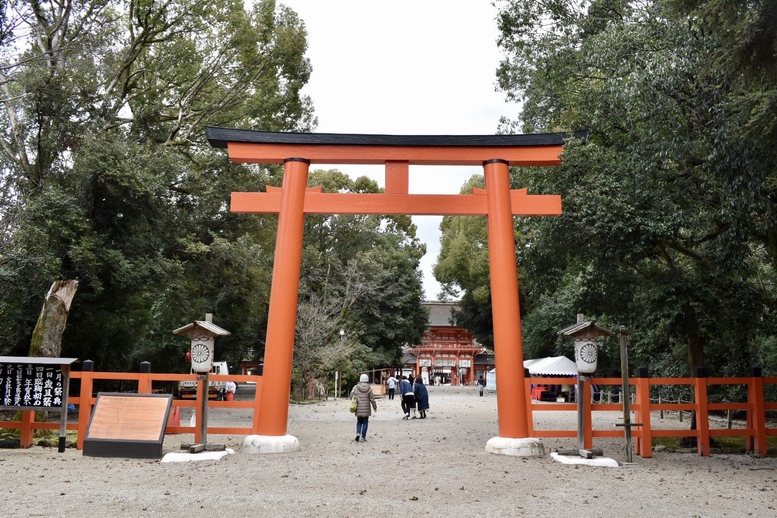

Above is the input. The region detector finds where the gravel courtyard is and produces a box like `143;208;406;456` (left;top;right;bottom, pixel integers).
2;384;776;517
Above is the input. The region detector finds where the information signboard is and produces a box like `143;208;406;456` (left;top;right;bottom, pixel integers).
0;362;65;408
83;393;172;459
0;356;78;452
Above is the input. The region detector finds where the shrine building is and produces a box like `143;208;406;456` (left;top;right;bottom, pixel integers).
404;301;488;386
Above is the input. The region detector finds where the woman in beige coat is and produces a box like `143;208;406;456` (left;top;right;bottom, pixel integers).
350;373;377;442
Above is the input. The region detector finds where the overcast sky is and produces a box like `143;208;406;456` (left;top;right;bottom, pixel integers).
278;1;514;299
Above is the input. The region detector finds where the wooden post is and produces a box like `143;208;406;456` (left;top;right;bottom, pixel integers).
619;326;633;462
58;364;71;452
747;367;766;456
20;410;35;448
694;366;710;456
524;367;534;436
582;378;593;449
195;372;208;445
77;360;95;450
633;366;652;458
138;361;152;394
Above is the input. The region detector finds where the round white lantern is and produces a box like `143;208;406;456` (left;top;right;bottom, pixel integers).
574;336;598;374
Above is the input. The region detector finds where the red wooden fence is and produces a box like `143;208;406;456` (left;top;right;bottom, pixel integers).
527;369;777;457
3;368;775;457
1;369;263;450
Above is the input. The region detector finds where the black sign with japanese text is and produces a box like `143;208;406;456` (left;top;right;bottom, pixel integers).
0;362;64;408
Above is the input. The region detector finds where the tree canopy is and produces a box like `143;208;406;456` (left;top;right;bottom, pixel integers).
1;1;429;382
294;169;428;393
437;0;777;377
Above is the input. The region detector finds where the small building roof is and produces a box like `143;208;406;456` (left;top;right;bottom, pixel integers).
172;320;231;337
558;314;614;338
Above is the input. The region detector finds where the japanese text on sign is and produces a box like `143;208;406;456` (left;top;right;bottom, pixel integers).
0;363;64;407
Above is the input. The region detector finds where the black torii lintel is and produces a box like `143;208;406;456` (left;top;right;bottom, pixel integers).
204;126;589;149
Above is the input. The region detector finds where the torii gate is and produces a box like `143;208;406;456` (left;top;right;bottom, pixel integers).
205;127;576;455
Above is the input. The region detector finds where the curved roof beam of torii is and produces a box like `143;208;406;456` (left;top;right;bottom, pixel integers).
205;126;587;167
206;127;586;217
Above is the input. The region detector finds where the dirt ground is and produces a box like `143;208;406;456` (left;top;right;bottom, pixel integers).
2;384;776;517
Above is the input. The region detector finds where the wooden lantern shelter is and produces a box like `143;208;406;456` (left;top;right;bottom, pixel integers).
172;313;230;451
559;314;615;456
172;313;231;374
558;313;615;375
206;126;581;455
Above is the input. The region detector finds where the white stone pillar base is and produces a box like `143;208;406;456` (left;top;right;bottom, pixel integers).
485;436;545;457
241;434;300;454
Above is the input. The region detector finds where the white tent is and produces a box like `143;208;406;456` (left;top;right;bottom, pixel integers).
486;356;577;392
486;369;497;391
525;356;577;376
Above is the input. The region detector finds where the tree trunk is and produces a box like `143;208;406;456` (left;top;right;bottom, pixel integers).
28;280;78;357
683;335;706;445
687;335;705;374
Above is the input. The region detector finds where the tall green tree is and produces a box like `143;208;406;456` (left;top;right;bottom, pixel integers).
434;175;497;348
296;169;428;390
436;0;777;377
0;0;314;370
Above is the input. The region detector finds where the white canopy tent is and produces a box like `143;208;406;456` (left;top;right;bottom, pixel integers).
524;356;577;376
486;356;577;391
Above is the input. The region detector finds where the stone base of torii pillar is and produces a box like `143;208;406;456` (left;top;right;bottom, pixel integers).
241;434;300;454
486;436;545;457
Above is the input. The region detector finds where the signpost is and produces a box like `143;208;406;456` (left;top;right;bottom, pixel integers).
0;356;77;452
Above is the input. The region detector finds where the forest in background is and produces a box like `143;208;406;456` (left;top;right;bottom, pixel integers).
0;0;427;395
438;0;777;389
3;1;777;400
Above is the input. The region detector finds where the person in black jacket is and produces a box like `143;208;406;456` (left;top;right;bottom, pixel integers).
399;375;414;419
413;376;429;419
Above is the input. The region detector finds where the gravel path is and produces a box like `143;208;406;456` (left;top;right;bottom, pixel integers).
2;385;776;517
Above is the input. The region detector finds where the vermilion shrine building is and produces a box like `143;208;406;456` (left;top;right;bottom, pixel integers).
240;301;494;385
404;301;487;386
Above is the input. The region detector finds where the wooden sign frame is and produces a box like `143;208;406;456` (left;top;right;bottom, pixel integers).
83;393;172;459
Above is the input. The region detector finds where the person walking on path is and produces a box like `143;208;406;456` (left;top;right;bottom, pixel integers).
350;374;377;442
386;374;398;400
477;375;486;397
413;375;429;419
399;375;414;419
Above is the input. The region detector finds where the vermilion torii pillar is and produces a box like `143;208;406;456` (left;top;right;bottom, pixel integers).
205;127;578;455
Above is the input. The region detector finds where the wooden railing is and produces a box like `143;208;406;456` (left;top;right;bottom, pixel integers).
4;364;775;457
1;362;262;450
527;367;777;457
